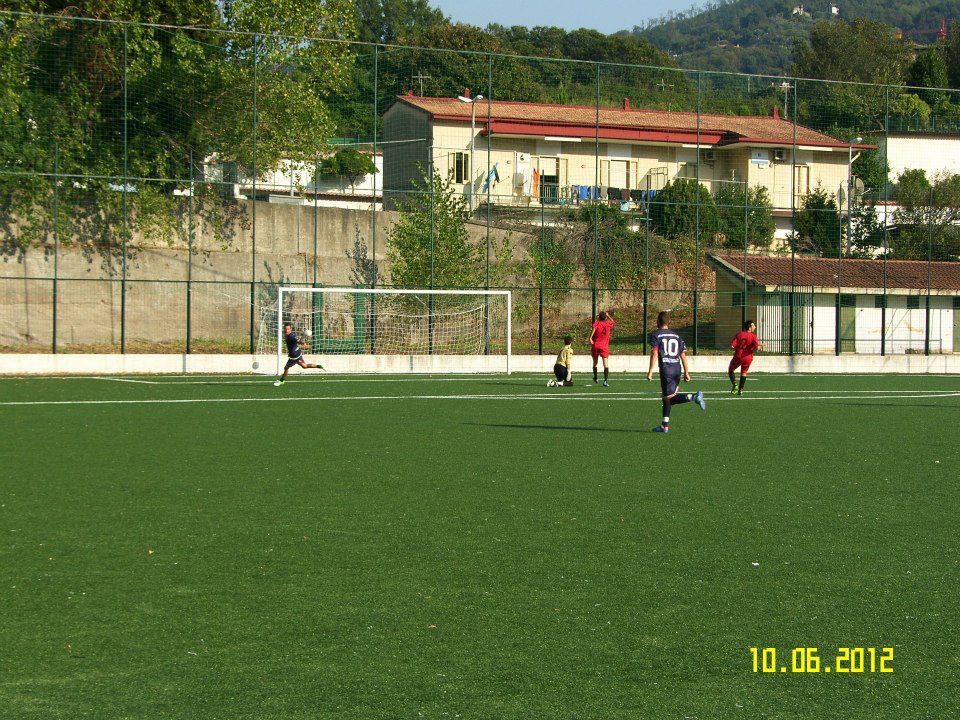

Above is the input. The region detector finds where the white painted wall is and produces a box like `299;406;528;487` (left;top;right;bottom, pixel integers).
886;134;960;182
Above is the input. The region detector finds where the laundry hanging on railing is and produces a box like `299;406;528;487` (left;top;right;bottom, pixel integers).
481;163;500;193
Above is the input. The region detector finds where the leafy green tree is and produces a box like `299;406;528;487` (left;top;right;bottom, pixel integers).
353;0;447;44
575;204;647;291
712;183;775;249
907;48;949;108
318;148;377;184
852;146;889;197
386;171;483;288
649;178;717;241
0;1;358;253
890;93;932;128
792;186;843;257
792;18;911;129
891;169;960;261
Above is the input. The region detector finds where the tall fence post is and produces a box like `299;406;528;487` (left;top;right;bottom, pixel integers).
881;85;889;356
741;179;748;327
592;62;600;320
484;52;493;356
538;197;544;355
925;190;933;355
121;23;128;353
249;33;258;355
187;149;194;354
789;80;798;355
370;45;379;355
643;218;649;354
693;71;702;355
52;142;59;354
371;44;378;290
313;152;319;287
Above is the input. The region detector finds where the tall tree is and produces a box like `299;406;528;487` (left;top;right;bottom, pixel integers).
907;48;949;107
792;18;911;129
353;0;446;45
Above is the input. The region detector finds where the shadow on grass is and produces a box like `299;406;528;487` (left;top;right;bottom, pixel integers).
466;422;638;433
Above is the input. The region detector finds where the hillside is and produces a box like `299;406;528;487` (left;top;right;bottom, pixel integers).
631;0;960;74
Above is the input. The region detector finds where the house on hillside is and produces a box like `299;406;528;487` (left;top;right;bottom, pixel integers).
382;92;871;238
202;150;383;210
707;252;960;355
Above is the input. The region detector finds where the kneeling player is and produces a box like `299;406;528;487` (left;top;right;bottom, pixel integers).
728;320;763;395
646;311;705;433
275;323;323;386
548;335;574;387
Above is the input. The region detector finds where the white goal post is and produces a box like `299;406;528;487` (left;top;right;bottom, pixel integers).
259;287;512;375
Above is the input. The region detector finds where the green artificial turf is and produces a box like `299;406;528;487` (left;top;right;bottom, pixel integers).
1;372;958;719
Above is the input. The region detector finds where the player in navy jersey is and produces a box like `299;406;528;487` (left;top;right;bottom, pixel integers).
274;323;323;385
646;311;705;433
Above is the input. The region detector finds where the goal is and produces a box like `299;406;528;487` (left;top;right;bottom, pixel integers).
257;287;512;375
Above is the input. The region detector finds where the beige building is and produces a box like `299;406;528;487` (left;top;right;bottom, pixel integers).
383;93;869;218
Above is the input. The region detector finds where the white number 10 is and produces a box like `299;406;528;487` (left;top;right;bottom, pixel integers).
663;338;679;356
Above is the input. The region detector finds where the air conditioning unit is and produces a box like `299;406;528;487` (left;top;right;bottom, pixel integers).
702;150;716;162
773;148;786;162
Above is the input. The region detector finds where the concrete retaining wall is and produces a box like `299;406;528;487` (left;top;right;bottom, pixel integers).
2;353;959;375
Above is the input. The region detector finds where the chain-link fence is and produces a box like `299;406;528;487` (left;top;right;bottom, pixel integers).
2;12;959;356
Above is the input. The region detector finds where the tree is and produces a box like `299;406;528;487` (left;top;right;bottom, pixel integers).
792;18;911;128
891;169;960;261
649;178;717;241
712;183;775;249
0;1;358;253
353;0;446;44
852;146;889;198
386;170;483;288
941;24;960;89
318;148;377;184
907;48;949;108
575;204;646;291
792;186;842;257
890;93;932;128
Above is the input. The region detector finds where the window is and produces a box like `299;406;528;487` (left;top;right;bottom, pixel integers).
906;295;921;309
953;296;960;310
874;295;886;309
732;292;744;308
452;152;469;184
835;294;856;308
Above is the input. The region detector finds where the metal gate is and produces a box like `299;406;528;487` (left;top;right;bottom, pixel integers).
756;286;814;354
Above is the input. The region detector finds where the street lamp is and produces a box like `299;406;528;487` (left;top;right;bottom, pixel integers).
846;136;862;253
457;92;484;212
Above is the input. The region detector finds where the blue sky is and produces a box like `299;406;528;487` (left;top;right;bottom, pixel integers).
430;0;702;34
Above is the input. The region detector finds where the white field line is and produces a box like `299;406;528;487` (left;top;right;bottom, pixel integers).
93;375;514;386
1;392;959;408
86;377;960;393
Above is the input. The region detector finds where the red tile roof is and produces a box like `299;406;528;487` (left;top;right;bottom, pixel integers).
709;252;960;292
394;95;869;149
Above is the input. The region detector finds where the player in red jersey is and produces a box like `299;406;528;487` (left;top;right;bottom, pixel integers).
589;310;616;386
728;320;763;395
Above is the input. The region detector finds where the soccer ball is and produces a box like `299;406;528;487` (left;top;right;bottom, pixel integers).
273;380;281;387
304;329;312;337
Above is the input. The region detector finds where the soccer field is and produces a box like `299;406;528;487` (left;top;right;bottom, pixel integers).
1;372;958;718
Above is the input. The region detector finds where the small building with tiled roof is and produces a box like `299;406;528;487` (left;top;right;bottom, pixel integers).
383;92;873;218
707;252;960;354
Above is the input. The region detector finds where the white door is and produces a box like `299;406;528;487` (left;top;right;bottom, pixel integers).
609;160;628;188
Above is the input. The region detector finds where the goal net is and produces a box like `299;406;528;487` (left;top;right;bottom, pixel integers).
256;288;512;374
